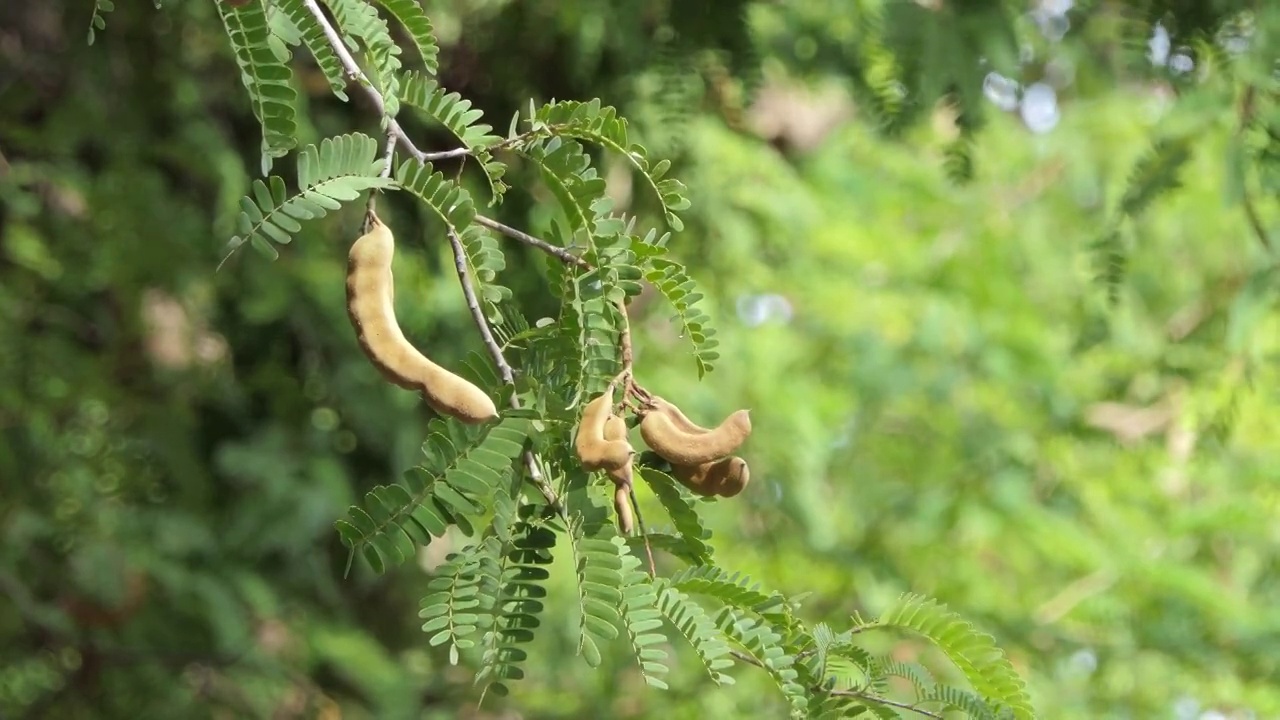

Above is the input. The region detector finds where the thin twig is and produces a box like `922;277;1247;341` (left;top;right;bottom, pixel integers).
474;214;590;268
365;135;398;223
446;230;563;512
627;487;657;577
826;689;945;719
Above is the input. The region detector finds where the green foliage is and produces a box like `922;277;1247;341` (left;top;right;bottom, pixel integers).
401;71;507;201
24;1;1280;718
216;0;300;173
335;415;532;575
861;594;1034;720
275;0;351;100
86;0;115;44
371;0;439;75
220;132;393;265
323;0;404;118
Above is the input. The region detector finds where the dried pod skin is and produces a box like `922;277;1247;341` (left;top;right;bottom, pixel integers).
602;414;635;486
640;407;752;466
672;455;750;498
346;215;499;424
574;391;633;472
613;485;635;535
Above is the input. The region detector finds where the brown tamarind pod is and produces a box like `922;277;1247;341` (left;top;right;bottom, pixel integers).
602;414;634;486
647;396;712;434
613;484;635;535
640;404;752;467
346;214;500;424
671;455;750;498
574;389;633;472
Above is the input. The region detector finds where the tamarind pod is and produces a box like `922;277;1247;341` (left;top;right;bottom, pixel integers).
639;407;752;467
647;396;712;434
670;455;750;498
345;215;499;424
574;391;633;472
613;485;635;534
602;414;635;486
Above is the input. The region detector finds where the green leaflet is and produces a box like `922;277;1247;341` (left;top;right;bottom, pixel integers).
634;467;714;565
274;0;351;100
714;607;807;716
370;0;439;75
651;581;735;685
216;0;300;173
335;416;532;575
475;522;554;700
322;0;403;118
86;0;115;45
865;593;1035;719
616;538;670;690
393;159;511;322
566;512;623;668
219;133;393;267
530;99;691;231
400;72;507;203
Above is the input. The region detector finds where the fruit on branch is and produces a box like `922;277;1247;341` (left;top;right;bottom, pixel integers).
672;455;751;498
345;213;499;424
613;485;635;534
576;387;636;534
639;400;752;467
573;386;634;473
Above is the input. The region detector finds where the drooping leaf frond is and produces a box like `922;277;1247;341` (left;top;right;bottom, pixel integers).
566;512;624;668
531;99;692;231
920;685;1014;720
863;593;1035;720
1118;137;1194;217
633;234;720;377
475;522;554;700
419;540;491;665
220;133;393;265
400;72;508;202
87;0;115;45
715;608;808;716
634;467;714;565
668;565;795;629
517;135;607;241
334;416;532;575
217;0;300;172
394;159;511;320
322;0;404;118
652;581;735;685
370;0;439;74
617;541;670;689
275;0;351;100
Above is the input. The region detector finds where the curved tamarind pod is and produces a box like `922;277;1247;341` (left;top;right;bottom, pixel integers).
574;391;633;472
640;406;752;467
647;396;712;434
671;456;750;498
613;485;635;535
346;215;499;424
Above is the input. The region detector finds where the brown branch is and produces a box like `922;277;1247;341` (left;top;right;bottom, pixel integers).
826;689;945;719
445;230;564;513
474;214;590;268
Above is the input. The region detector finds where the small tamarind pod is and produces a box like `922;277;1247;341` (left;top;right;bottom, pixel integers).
613;485;635;535
346;214;499;424
640;405;752;467
574;389;633;472
601;413;634;486
671;455;750;498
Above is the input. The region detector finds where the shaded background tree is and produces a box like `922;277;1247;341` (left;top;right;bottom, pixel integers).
2;0;1278;718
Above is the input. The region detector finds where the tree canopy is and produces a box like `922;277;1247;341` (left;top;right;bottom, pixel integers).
1;1;1278;718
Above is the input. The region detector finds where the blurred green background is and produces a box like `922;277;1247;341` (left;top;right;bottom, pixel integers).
2;1;1278;718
